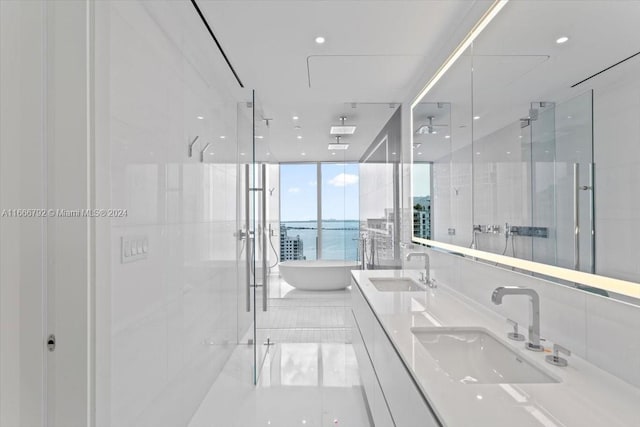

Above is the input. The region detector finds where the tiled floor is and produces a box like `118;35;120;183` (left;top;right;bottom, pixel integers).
188;273;372;427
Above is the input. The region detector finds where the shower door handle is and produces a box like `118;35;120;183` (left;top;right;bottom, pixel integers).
574;163;596;273
261;164;268;312
245;164;251;312
588;163;595;274
573;163;580;271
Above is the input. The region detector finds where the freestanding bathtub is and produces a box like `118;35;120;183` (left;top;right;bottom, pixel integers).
279;260;360;291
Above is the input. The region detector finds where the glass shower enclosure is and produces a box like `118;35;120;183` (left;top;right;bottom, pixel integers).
472;91;595;273
237;91;272;384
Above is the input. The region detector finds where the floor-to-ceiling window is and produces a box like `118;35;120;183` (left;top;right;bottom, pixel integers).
321;163;360;260
280;163;359;261
412;162;432;240
279;164;319;260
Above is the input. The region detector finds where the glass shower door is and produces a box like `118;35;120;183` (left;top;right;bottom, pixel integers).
237;91;270;385
530;101;557;266
531;92;594;273
251;99;273;383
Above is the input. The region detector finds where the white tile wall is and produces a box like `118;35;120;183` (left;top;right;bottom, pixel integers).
97;2;244;426
593;55;640;283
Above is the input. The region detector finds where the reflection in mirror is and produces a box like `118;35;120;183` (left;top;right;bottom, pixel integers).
411;48;473;249
411;1;640;299
469;1;605;276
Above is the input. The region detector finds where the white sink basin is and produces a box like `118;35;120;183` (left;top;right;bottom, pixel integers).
369;278;425;292
411;327;558;384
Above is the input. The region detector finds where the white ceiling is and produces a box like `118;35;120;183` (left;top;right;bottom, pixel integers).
198;0;483;162
412;0;640;165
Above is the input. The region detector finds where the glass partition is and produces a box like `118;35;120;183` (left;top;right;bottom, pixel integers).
360;126;402;269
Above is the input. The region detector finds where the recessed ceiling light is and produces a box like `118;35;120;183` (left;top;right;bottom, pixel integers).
256;135;264;139
331;152;336;156
240;152;245;156
197;116;204;120
391;152;396;155
476;152;481;155
301;152;306;156
506;151;511;155
315;36;325;44
209;152;215;155
473;116;480;120
267;152;271;156
293;116;299;120
418;152;423;155
445;135;451;139
567;115;573;119
297;135;303;140
556;36;569;44
219;135;226;139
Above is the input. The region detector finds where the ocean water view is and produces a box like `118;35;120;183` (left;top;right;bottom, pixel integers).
281;220;360;261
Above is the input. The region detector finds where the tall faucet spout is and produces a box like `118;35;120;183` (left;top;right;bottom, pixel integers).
491;286;542;351
406;252;434;288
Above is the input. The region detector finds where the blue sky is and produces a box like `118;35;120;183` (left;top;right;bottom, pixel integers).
280;163;359;221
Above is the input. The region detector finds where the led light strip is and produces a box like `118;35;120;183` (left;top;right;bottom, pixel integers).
412;237;640;299
407;0;640;300
410;0;509;110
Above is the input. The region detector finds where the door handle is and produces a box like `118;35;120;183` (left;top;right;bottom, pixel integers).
245;164;251;312
573;163;580;271
574;162;596;273
262;164;268;312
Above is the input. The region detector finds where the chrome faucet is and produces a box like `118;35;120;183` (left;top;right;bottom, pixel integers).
491;286;543;352
406;252;435;288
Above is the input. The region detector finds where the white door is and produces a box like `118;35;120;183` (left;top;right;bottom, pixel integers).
1;1;93;426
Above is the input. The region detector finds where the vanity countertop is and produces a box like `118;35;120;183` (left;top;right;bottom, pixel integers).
351;269;640;427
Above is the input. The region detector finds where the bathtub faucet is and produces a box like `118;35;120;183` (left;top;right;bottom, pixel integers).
405;252;436;288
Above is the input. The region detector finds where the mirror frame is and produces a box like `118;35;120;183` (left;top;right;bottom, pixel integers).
409;0;640;300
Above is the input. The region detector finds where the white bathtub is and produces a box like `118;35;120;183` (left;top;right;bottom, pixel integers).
279;260;360;291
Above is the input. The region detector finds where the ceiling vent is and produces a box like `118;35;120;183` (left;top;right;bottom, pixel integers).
330;116;357;135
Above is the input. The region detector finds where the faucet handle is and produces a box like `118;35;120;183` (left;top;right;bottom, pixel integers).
545;343;571;367
506;319;525;341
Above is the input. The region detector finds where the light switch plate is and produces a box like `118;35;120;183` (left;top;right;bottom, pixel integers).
121;235;148;263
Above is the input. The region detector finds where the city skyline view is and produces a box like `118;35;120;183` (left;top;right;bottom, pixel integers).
280;163;360;260
280;163;360;221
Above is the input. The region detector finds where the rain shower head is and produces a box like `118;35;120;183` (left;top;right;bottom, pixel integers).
328;135;349;150
330;116;357;135
416;116;447;135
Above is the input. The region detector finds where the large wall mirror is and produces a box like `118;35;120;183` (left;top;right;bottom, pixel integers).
411;0;640;302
